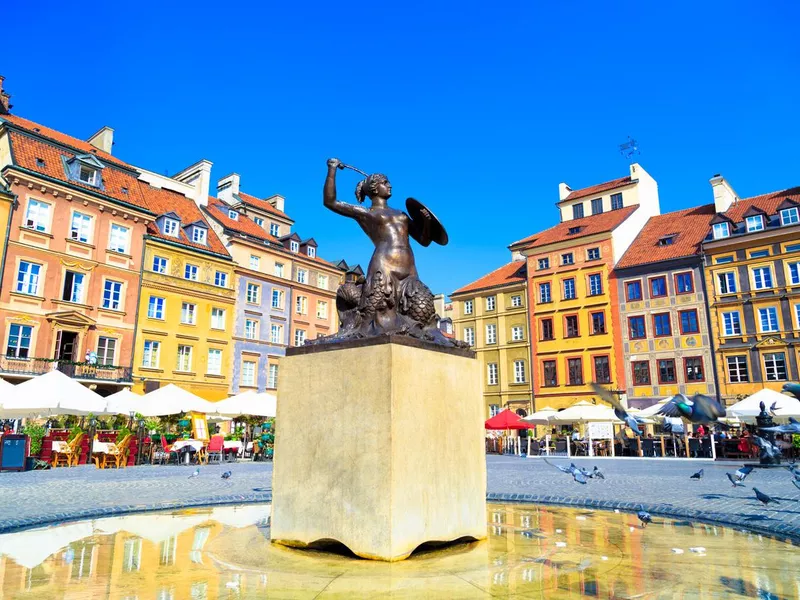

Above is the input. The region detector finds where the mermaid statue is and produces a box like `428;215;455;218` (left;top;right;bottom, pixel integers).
308;158;465;348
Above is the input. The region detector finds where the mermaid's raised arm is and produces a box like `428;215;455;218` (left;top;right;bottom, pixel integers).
324;158;368;220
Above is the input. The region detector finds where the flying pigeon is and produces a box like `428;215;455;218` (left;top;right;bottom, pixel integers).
782;383;800;401
751;436;782;461
543;458;572;474
759;417;800;435
690;468;704;480
768;401;779;417
221;470;232;479
657;393;727;425
543;459;588;484
753;488;778;506
591;383;643;435
592;466;605;480
573;463;593;479
637;511;652;528
726;473;745;487
188;468;200;479
734;465;754;483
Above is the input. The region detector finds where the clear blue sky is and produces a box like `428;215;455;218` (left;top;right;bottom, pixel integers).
4;2;799;297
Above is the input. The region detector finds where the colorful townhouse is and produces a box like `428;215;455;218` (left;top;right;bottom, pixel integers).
701;176;800;403
451;261;532;419
612;205;718;408
508;164;660;411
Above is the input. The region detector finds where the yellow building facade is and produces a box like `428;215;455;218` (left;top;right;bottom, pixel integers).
451;261;532;419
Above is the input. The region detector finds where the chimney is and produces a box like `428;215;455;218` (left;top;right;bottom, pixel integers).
87;126;114;154
174;159;213;207
710;174;738;214
270;195;285;213
0;76;12;115
217;173;240;204
558;182;571;202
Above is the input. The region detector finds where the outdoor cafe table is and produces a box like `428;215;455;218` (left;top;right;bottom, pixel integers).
223;440;243;458
172;439;205;464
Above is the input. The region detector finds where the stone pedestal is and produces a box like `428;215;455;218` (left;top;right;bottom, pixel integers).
270;336;486;562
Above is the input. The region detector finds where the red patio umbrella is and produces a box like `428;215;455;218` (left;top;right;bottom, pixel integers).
485;409;530;430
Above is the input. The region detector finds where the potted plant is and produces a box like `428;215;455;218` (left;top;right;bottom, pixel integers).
22;422;46;470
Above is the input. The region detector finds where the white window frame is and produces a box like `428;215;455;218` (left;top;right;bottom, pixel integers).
109;223;130;254
96;336;117;365
486;324;497;344
794;303;800;329
758;307;779;333
16;261;41;295
270;223;280;237
271;289;283;309
752;266;773;290
514;360;526;384
177;345;193;372
228;209;239;220
537;257;549;270
62;271;85;304
307;246;316;258
486;296;496;311
539;283;551;303
275;263;285;278
297;269;308;284
587;247;601;261
245;319;258;340
148;296;165;320
153;256;168;274
246;283;260;304
511;326;524;341
464;327;475;346
211;308;226;330
270;324;282;344
588;274;603;296
726;355;749;383
487;363;498;386
317;300;328;320
184;264;199;281
250;255;260;270
6;324;33;358
142;340;160;368
296;295;307;315
162;218;179;237
563;278;576;300
787;262;800;286
511;295;522;308
267;364;279;388
254;216;265;228
24;199;51;232
102;279;123;310
464;300;473;315
721;311;742;336
780;207;799;226
294;329;306;346
181;302;197;325
745;215;764;232
712;222;730;239
214;271;228;288
191;227;207;245
290;240;299;253
717;271;737;295
207;349;222;375
764;352;787;381
242;361;256;386
78;164;99;186
317;273;327;288
70;212;93;243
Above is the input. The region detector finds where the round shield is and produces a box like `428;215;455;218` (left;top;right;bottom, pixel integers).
406;197;449;247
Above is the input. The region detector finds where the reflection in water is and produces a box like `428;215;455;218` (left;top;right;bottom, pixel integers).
0;503;796;598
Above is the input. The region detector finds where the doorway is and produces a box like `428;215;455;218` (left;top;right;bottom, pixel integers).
54;331;78;362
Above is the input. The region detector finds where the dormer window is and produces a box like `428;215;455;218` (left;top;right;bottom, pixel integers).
162;218;179;237
270;223;280;237
657;233;678;246
712;222;730;239
254;217;265;228
79;164;99;186
307;246;316;258
290;240;299;253
228;209;239;220
65;154;105;189
780;207;799;226
745;215;764;232
36;158;45;168
567;226;583;235
192;228;208;245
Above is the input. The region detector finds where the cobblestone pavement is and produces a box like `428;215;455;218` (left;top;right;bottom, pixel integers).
2;456;799;540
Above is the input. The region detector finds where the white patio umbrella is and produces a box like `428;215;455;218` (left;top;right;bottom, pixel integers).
728;388;800;420
0;521;94;569
522;406;557;424
1;370;106;417
549;400;623;424
136;384;215;416
210;390;277;418
101;388;143;416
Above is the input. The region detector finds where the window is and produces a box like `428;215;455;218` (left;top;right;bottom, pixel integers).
181;302;197;325
685;357;704;382
270;324;283;344
796;304;800;329
746;215;764;232
317;273;327;288
486;324;497;344
625;281;642;301
513;360;526;383
780;207;799;226
254;217;265;228
750;249;769;259
297;269;308;284
538;282;551;303
162;218;179;237
294;329;306;346
177;345;193;371
567;358;583;385
587;247;600;261
109;224;129;253
787;262;800;286
591;311;606;334
270;223;280;237
246;283;260;304
268;364;279;388
290;240;299;253
464;327;475;346
296;295;308;314
543;360;557;387
657;234;677;246
489;405;500;417
611;193;623;210
274;263;285;278
214;271;228;288
561;253;574;266
649;276;666;298
789;243;800;252
148;296;165;319
6;324;32;358
588;274;603;296
591;198;603;215
568;225;582;234
675;272;693;294
679;310;699;334
464;300;474;315
184;264;199;281
70;212;92;243
250;255;260;270
153;256;168;273
62;271;85;303
211;308;226;330
245;319;258;339
715;256;734;264
97;337;117;365
242;361;256;386
758;307;779;333
657;359;676;384
487;363;498;385
713;222;730;239
24;199;50;231
717;272;737;294
78;164;99;185
511;326;524;341
653;313;672;337
764;353;787;381
271;289;283;309
228;209;239;220
102;280;123;310
629;316;646;339
15;261;41;295
752;266;773;290
511;295;522;307
565;315;579;338
726;355;749;383
142;340;160;368
307;246;316;258
537;257;550;270
207;349;222;375
722;311;742;336
632;361;650;385
594;356;610;384
540;318;554;341
191;227;207;245
572;204;584;219
317;301;328;320
486;296;496;311
563;278;576;300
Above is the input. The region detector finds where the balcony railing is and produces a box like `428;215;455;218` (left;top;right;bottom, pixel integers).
0;355;132;383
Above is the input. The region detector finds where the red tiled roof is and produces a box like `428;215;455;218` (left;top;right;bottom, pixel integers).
510;205;639;251
138;184;230;258
7;131;148;210
615;204;716;269
452;261;526;295
237;191;292;221
205;200;283;245
563;176;632;202
721;186;800;223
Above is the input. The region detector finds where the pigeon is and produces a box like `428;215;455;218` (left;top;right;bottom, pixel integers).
759;417;800;435
690;468;704;480
768;401;779;417
637;511;652;528
221;470;232;479
188;468;200;479
591;383;643;435
734;465;754;483
751;436;782;461
726;472;745;487
753;488;778;506
657;392;726;425
782;382;800;401
571;469;588;485
573;463;593;479
543;458;572;474
543;459;588;484
792;479;800;491
592;466;605;480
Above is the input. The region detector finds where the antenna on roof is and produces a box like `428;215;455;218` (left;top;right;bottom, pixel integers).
619;136;640;162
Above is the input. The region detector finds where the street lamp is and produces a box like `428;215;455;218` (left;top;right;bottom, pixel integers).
88;416;98;465
136;417;146;465
128;410;135;430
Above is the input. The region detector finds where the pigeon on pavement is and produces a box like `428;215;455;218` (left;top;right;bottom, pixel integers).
188;468;200;479
657;393;726;425
592;466;605;480
753;488;778;506
543;459;588;484
591;383;643;435
782;383;800;401
690;468;704;480
221;470;232;479
637;511;652;528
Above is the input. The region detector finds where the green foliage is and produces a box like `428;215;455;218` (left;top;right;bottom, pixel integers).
68;426;83;442
22;423;46;456
116;427;132;443
144;419;161;433
793;434;800;450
